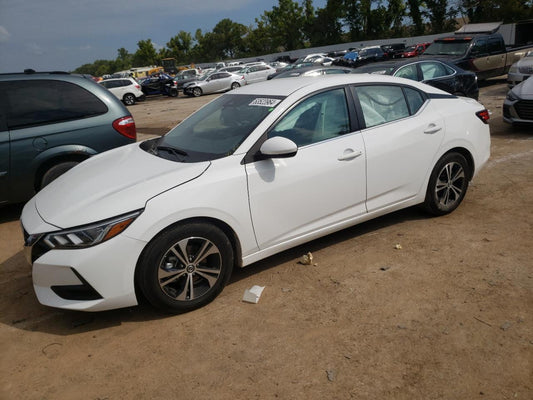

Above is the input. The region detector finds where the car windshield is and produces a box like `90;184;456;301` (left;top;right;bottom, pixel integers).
150;94;285;162
423;41;470;56
405;46;416;52
353;65;395;75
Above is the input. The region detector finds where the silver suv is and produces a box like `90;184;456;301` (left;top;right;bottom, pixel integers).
0;70;137;205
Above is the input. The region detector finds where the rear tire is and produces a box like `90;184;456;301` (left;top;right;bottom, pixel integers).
423;153;470;215
137;222;234;313
40;161;79;189
169;88;178;97
231;82;240;90
123;93;136;105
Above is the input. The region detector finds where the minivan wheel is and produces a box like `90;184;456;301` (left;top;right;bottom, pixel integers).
123;93;136;105
137;223;234;313
423;153;470;215
40;161;79;189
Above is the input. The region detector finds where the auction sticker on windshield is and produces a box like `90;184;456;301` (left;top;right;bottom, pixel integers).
249;98;282;107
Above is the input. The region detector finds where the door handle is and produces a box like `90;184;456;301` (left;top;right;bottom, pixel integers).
424;124;442;134
338;149;363;161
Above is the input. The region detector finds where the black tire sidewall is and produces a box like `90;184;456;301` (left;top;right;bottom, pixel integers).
41;161;79;189
424;152;469;216
137;223;233;313
123;94;136;105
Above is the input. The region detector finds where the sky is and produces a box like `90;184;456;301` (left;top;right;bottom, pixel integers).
0;0;329;73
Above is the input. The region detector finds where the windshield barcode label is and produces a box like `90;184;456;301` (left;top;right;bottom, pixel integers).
249;98;281;107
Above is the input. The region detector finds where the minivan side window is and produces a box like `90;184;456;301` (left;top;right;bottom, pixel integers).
4;80;108;130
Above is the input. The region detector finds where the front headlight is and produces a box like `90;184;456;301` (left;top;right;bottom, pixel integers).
42;210;142;249
506;91;519;101
509;64;518;73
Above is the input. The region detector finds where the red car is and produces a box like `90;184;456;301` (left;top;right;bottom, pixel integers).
402;43;431;58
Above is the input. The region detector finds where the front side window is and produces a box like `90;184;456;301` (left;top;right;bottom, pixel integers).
354;85;410;128
268;88;350;147
5;80;108;130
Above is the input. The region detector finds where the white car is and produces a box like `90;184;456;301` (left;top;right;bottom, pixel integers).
238;64;276;84
99;77;145;105
21;74;491;313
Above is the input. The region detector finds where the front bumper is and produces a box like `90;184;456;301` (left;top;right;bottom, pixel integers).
28;234;146;311
503;98;533;125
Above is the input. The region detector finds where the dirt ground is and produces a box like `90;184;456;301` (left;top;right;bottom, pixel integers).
1;79;532;400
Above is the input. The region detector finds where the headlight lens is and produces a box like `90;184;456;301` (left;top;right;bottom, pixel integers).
43;210;142;249
506;91;518;101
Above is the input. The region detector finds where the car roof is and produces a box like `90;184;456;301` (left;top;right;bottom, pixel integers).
232;74;447;97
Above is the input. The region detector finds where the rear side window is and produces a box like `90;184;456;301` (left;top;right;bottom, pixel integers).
403;87;425;114
354;85;412;128
4;80;108;129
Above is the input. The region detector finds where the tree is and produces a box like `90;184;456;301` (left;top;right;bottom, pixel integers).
459;0;533;23
256;0;307;51
424;0;458;34
132;39;158;67
166;31;194;63
406;0;425;36
306;0;345;46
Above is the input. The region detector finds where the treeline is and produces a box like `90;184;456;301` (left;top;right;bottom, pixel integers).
74;0;533;76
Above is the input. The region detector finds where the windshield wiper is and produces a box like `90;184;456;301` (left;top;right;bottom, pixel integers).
155;145;189;160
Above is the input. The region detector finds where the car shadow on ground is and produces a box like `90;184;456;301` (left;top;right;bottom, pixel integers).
1;205;429;336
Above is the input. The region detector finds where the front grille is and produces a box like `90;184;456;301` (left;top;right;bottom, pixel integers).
518;66;533;74
515;99;533;120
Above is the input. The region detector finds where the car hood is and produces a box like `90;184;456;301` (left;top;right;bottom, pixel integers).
512;77;533;100
35;142;210;228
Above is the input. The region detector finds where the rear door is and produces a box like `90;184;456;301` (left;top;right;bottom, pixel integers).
352;84;445;211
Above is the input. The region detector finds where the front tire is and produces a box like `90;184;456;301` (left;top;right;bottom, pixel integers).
137;223;234;313
423;153;470;215
192;87;202;97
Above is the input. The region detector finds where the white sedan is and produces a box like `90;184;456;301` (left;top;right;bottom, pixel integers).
21;75;491;313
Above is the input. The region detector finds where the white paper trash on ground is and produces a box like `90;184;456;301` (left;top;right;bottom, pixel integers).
242;285;265;304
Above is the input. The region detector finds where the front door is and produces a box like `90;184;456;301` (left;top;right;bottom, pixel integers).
246;88;367;249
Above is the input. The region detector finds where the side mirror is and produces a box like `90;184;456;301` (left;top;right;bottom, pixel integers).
259;136;297;158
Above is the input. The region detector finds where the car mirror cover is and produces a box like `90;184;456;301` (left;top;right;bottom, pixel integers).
259;136;298;158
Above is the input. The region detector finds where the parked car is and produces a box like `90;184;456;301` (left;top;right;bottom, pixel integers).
21;74;490;313
0;70;136;205
173;72;204;95
356;46;389;65
353;58;479;99
402;43;431;58
270;66;352;79
381;43;406;58
183;71;245;97
140;73;178;97
503;77;533;125
238;64;276;84
99;77;145;105
421;29;533;80
507;50;533;87
266;62;316;80
219;66;244;74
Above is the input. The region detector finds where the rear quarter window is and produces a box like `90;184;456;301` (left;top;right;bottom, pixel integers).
4;80;108;129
